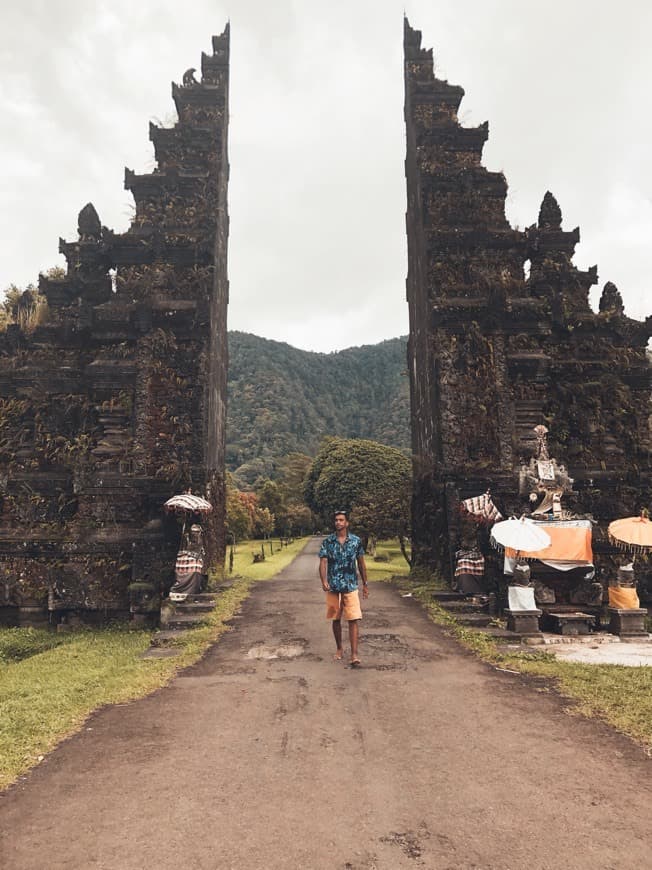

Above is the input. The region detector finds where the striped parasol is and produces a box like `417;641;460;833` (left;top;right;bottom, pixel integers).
460;491;503;525
164;493;213;515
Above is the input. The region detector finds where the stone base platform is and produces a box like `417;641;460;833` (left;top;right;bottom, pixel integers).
541;611;595;636
504;609;542;636
608;607;649;640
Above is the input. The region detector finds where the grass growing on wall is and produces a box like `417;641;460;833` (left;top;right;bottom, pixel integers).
0;537;309;790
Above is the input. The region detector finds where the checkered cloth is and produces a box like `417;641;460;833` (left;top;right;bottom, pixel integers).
454;549;485;577
461;493;503;524
175;550;204;575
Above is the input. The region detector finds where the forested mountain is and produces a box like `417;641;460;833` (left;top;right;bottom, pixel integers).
226;332;410;484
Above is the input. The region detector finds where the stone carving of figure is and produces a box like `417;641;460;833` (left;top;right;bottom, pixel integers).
534;581;556;604
77;202;102;241
608;563;639;609
598;281;625;315
533;424;549;460
616;564;635;587
512;562;531;586
169;524;206;602
508;562;537;610
569;568;602;606
523;425;574;517
183;67;198;86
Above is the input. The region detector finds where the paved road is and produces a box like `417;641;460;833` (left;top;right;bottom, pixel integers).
1;538;650;869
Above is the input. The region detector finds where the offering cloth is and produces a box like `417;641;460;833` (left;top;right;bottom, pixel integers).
505;519;593;572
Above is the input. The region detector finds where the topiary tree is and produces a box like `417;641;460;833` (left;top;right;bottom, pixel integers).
304;437;411;563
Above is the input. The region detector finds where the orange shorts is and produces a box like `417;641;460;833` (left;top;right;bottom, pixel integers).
325;590;362;621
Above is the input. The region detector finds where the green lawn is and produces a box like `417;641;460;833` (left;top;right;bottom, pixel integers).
228;536;309;581
365;541;412;581
0;537;308;790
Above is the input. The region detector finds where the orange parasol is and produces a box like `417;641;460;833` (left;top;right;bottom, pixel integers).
607;513;652;554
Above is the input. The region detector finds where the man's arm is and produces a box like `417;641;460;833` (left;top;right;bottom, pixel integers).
319;556;330;592
357;554;369;599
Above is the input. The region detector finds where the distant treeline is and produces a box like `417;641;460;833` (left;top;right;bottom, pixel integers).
226;332;410;485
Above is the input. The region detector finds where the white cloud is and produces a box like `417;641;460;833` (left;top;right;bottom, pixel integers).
1;0;650;348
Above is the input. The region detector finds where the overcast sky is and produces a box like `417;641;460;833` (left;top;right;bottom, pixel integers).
1;1;650;352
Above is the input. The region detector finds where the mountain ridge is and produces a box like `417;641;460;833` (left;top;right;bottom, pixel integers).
226;331;410;484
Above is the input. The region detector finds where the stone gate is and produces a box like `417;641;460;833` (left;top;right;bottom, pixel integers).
403;18;651;580
0;27;230;625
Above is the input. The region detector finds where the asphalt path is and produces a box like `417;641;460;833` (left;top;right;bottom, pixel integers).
1;537;650;869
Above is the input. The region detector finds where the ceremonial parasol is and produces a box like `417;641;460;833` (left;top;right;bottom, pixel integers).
490;516;552;556
164;493;213;515
607;512;652;554
460;491;503;525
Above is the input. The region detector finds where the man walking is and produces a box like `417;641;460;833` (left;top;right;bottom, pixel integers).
319;511;368;667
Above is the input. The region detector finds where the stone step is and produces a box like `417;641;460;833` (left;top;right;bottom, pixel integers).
150;629;187;647
175;601;215;614
431;591;466;602
440;600;489;614
166;613;211;629
455;613;494;628
475;626;524;643
188;593;219;603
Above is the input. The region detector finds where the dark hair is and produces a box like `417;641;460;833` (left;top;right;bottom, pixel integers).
333;510;348;519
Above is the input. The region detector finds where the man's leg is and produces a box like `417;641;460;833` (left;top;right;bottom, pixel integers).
349;619;360;665
326;593;345;660
332;619;343;659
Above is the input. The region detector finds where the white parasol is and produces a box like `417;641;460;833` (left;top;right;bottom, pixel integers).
490;516;551;555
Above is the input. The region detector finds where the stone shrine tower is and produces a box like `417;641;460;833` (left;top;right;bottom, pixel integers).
403;19;651;577
0;28;230;624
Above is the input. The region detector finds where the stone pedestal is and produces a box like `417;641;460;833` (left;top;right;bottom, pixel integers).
608;608;649;641
505;609;542;636
542;611;595;636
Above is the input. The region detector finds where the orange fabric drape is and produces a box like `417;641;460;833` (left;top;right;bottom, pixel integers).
506;525;593;562
608;587;640;609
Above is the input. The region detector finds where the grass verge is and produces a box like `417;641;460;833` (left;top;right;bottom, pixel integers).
0;537;308;790
391;574;652;753
227;537;309;582
366;541;412;582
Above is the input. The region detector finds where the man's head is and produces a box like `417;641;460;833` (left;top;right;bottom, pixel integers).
333;511;349;533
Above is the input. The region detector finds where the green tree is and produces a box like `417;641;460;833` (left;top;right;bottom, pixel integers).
277;452;312;503
255;478;284;516
254;506;275;538
225;481;253;543
304;437;411;562
283;503;313;536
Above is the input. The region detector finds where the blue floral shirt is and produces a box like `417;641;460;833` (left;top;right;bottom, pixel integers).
319;533;365;593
